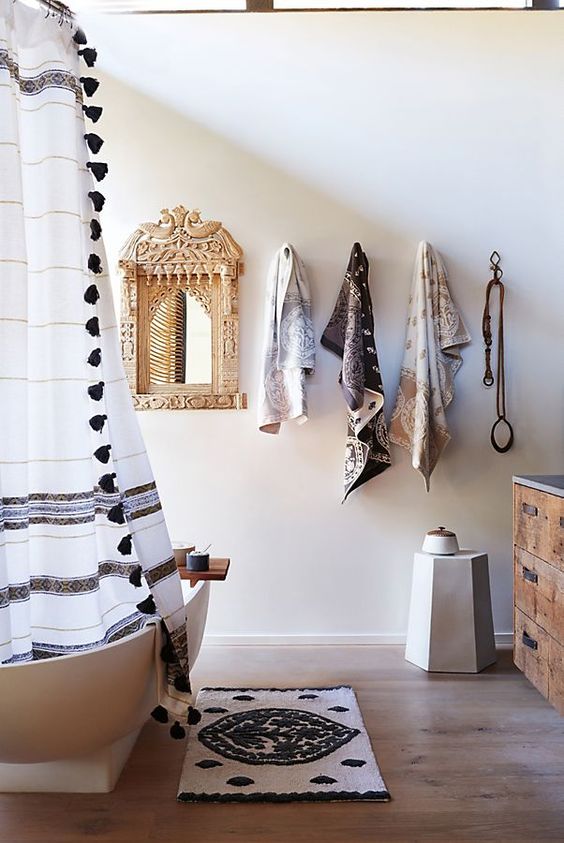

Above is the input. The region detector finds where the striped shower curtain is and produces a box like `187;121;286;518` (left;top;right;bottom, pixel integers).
0;0;192;725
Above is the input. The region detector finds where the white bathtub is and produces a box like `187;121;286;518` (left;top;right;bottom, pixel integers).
0;580;210;793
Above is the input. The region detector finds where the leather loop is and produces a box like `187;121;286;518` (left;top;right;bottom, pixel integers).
490;416;514;454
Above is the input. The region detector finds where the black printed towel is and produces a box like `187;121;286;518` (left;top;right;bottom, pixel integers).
321;243;391;501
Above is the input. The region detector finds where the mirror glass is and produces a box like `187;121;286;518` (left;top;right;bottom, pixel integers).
149;289;212;386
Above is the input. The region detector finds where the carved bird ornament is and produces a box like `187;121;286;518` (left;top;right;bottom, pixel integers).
118;209;175;263
184;209;222;239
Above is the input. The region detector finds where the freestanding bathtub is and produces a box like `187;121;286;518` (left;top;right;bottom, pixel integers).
0;580;210;793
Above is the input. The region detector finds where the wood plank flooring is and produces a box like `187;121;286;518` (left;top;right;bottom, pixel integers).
1;645;563;843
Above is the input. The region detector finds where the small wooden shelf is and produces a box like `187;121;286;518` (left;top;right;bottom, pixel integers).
177;557;230;587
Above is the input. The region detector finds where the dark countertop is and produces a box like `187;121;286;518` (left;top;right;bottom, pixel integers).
513;475;564;498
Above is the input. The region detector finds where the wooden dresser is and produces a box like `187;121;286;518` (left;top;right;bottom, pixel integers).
513;476;564;715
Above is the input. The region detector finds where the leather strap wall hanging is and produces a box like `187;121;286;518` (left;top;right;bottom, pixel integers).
482;251;514;453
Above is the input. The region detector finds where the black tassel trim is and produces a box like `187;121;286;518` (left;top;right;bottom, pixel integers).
86;161;108;182
94;444;111;463
80;76;99;98
88;381;104;401
99;472;117;493
118;534;133;555
128;564;142;587
87;348;101;367
85;316;100;337
89;414;107;432
136;594;156;615
84;133;104;154
73;26;87;45
90;219;102;241
174;675;190;693
88;191;105;212
170;722;186;740
78;47;97;67
160;641;175;664
88;253;102;274
83;105;103;123
151;705;169;724
84;283;100;304
107;503;125;525
187;706;202;726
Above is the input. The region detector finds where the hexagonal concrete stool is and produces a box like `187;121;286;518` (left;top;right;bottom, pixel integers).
405;551;496;673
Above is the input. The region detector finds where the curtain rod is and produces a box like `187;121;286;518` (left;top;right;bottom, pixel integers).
71;1;560;13
30;0;75;21
31;0;559;17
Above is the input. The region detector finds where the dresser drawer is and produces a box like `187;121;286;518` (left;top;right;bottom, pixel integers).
514;547;564;645
514;485;551;559
514;608;550;699
549;637;564;716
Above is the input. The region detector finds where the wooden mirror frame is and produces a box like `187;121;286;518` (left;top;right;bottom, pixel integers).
118;204;247;410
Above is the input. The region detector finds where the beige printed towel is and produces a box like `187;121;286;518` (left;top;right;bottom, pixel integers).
389;242;470;491
258;244;315;434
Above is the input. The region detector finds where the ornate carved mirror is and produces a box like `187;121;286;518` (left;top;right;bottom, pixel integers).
119;205;246;410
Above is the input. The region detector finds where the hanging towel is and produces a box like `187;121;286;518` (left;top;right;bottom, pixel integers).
0;0;191;721
321;243;391;501
389;241;471;491
258;244;315;434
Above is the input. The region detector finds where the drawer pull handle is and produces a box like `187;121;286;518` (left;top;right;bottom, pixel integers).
522;567;538;584
560;517;564;529
522;503;538;517
522;631;538;651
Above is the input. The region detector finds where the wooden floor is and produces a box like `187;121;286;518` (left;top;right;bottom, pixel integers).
2;646;563;843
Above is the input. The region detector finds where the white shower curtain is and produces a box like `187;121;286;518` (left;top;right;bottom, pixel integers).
0;0;192;723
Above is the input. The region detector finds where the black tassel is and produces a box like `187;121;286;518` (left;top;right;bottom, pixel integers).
87;348;101;367
187;706;202;726
88;381;104;401
170;722;186;740
89;414;107;433
90;219;102;241
84;283;100;305
174;675;190;693
118;534;133;555
108;503;125;525
88;191;105;212
73;26;87;45
136;594;156;615
83;105;103;123
84;133;104;154
128;564;142;587
160;641;175;664
80;76;99;98
94;443;111;463
78;47;97;67
85;316;100;337
151;705;168;724
88;253;102;274
86;161;108;182
99;472;117;493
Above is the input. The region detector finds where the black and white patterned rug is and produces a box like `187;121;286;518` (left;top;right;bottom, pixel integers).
177;685;390;803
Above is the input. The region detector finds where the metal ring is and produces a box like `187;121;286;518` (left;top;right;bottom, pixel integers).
490;417;514;453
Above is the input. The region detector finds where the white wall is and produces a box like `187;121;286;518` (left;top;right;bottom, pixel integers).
85;11;564;642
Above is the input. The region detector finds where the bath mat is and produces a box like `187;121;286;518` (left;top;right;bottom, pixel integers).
177;685;390;803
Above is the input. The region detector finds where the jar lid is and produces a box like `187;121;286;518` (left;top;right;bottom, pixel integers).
426;526;456;537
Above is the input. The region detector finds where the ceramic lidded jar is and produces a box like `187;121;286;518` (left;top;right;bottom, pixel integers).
422;527;459;556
